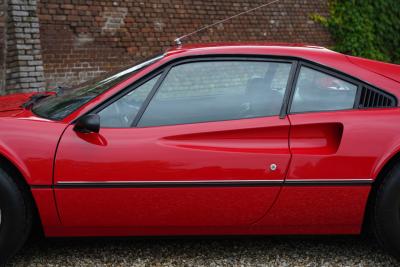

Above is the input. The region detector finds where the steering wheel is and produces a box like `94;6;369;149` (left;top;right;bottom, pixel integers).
115;97;141;127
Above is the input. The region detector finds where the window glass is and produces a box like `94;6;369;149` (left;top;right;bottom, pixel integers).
98;74;160;128
291;67;357;113
138;61;292;127
32;54;163;120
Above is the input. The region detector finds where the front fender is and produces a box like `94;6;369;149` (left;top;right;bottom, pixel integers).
0;117;67;185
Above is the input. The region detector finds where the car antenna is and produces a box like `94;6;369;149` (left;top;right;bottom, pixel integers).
174;0;281;47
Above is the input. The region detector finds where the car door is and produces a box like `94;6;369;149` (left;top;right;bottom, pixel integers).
54;58;295;228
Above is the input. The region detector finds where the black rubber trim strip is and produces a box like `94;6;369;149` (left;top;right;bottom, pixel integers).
285;179;373;186
54;180;283;189
30;185;52;189
30;179;373;189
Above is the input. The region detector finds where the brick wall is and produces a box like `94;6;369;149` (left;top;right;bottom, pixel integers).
2;0;332;93
5;0;45;93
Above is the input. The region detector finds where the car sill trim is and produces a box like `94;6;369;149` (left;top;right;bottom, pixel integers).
32;179;375;189
55;180;284;188
285;179;373;186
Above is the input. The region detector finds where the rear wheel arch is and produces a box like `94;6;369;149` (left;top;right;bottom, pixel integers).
373;151;400;189
363;150;400;233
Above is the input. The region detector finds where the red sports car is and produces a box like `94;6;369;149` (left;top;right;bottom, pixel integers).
1;43;400;263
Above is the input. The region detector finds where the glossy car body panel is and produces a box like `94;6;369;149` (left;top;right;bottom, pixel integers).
289;122;343;155
44;186;369;237
288;109;400;180
255;186;371;234
31;189;61;227
347;55;400;83
0;117;66;185
0;43;398;237
55;187;281;227
54;116;290;227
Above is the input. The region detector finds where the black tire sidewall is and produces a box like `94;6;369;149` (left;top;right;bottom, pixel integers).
375;165;400;259
0;169;30;264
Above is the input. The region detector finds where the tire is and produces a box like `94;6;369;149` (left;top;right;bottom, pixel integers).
373;162;400;260
0;168;33;265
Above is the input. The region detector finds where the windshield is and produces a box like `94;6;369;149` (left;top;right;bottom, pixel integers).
32;54;164;120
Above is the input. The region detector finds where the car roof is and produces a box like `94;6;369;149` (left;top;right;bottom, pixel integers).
162;43;400;98
165;42;336;60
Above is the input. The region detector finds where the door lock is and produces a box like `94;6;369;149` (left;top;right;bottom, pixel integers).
270;163;277;171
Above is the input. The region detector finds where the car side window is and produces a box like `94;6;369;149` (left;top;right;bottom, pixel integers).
290;66;358;113
138;61;292;127
98;74;160;128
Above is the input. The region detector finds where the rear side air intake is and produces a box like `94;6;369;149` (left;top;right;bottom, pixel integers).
358;86;397;108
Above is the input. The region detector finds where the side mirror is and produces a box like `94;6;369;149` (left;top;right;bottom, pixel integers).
73;114;100;134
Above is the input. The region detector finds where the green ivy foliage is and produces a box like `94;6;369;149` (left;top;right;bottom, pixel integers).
312;0;400;64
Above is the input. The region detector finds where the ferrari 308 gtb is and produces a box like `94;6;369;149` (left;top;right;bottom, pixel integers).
1;43;400;262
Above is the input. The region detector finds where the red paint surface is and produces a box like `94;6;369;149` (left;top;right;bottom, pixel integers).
56;187;281;227
0;44;398;237
287;110;400;180
31;189;61;227
0;92;55;114
54;117;290;227
255;186;370;233
0;117;67;184
347;55;400;83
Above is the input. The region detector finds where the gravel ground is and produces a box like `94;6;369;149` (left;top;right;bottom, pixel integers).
7;236;398;266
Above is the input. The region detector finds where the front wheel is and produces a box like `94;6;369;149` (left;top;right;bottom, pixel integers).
0;168;33;265
373;163;400;260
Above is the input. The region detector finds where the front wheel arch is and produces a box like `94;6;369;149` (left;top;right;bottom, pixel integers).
0;154;43;235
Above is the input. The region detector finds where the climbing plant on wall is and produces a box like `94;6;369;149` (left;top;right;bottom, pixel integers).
312;0;400;64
